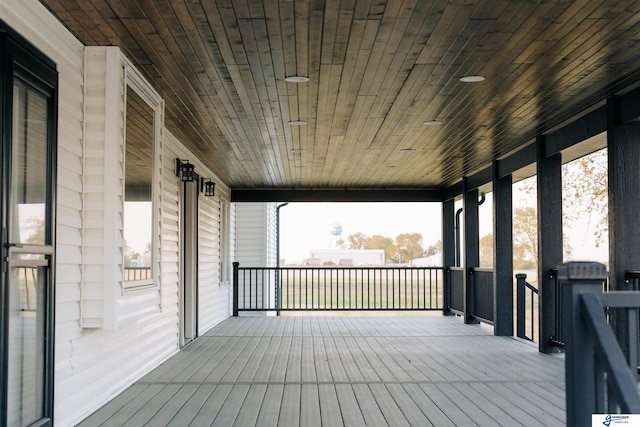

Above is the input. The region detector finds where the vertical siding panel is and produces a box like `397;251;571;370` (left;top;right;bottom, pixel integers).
164;131;232;333
83;46;124;328
235;203;278;312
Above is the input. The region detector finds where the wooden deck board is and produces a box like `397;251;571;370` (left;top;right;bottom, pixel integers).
211;384;250;426
187;384;233;427
352;383;389;427
334;384;367;426
468;382;553;427
368;383;411;427
232;384;267;427
79;315;566;427
300;384;322;427
165;384;216;427
385;383;434;427
255;384;284;427
317;384;343;427
278;384;301;426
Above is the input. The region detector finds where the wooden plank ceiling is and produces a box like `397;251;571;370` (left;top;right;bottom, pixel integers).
39;0;640;190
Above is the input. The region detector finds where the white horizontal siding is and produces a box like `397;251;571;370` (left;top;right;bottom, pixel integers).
235;203;278;266
165;131;231;333
198;190;226;331
0;1;86;425
0;2;235;426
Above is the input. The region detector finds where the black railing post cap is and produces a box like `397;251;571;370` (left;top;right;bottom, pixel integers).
556;261;607;281
515;273;527;279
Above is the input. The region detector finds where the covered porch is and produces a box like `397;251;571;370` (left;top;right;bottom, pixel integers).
79;315;564;426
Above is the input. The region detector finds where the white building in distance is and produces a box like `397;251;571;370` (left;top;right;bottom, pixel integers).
304;249;385;266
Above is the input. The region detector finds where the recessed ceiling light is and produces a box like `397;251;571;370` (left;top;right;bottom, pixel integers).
460;75;485;83
424;120;443;125
288;120;306;125
285;76;309;83
400;148;416;153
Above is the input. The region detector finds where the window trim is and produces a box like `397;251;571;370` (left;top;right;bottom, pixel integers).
121;56;163;293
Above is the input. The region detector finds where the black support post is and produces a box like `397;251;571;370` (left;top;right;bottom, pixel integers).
442;199;455;315
463;179;480;324
493;164;513;336
558;262;607;427
607;96;640;355
233;261;239;316
537;135;564;353
515;273;527;339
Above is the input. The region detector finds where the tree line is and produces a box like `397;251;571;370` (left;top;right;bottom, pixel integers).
341;148;607;269
336;232;441;264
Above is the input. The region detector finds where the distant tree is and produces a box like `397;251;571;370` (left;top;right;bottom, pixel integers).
123;240;140;266
518;148;608;249
335;238;346;249
394;233;424;263
513;207;538;268
364;234;395;262
24;217;45;244
479;234;493;268
512;206;573;269
424;240;442;256
347;232;368;249
389;245;403;264
562;149;608;247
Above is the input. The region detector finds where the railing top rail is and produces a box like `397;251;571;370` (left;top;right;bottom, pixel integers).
525;282;539;293
237;266;444;270
598;290;640;308
469;267;493;273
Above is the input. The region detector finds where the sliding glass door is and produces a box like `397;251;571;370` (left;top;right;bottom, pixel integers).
0;32;57;427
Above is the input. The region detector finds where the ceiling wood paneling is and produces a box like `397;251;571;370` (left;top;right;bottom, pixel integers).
40;0;640;189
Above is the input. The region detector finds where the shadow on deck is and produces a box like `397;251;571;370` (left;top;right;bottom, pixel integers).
78;315;565;426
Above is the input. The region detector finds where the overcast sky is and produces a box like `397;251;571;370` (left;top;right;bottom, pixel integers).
277;180;608;265
279;202;442;264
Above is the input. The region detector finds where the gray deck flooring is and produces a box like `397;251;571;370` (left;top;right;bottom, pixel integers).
78;315;566;426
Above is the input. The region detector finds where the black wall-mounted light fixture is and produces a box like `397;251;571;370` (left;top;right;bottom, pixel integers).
176;158;195;182
201;178;216;197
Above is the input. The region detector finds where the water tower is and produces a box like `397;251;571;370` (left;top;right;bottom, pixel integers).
330;222;342;248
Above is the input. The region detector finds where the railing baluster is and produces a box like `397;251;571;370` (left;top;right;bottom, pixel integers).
233;265;446;314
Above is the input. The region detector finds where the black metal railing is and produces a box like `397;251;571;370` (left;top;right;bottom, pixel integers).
445;267;494;324
516;273;538;342
17;266;38;312
561;262;640;426
233;263;444;314
549;268;566;348
470;268;494;324
447;267;464;314
623;270;640;381
124;267;152;281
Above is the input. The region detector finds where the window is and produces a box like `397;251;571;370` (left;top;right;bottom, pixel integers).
122;62;162;291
